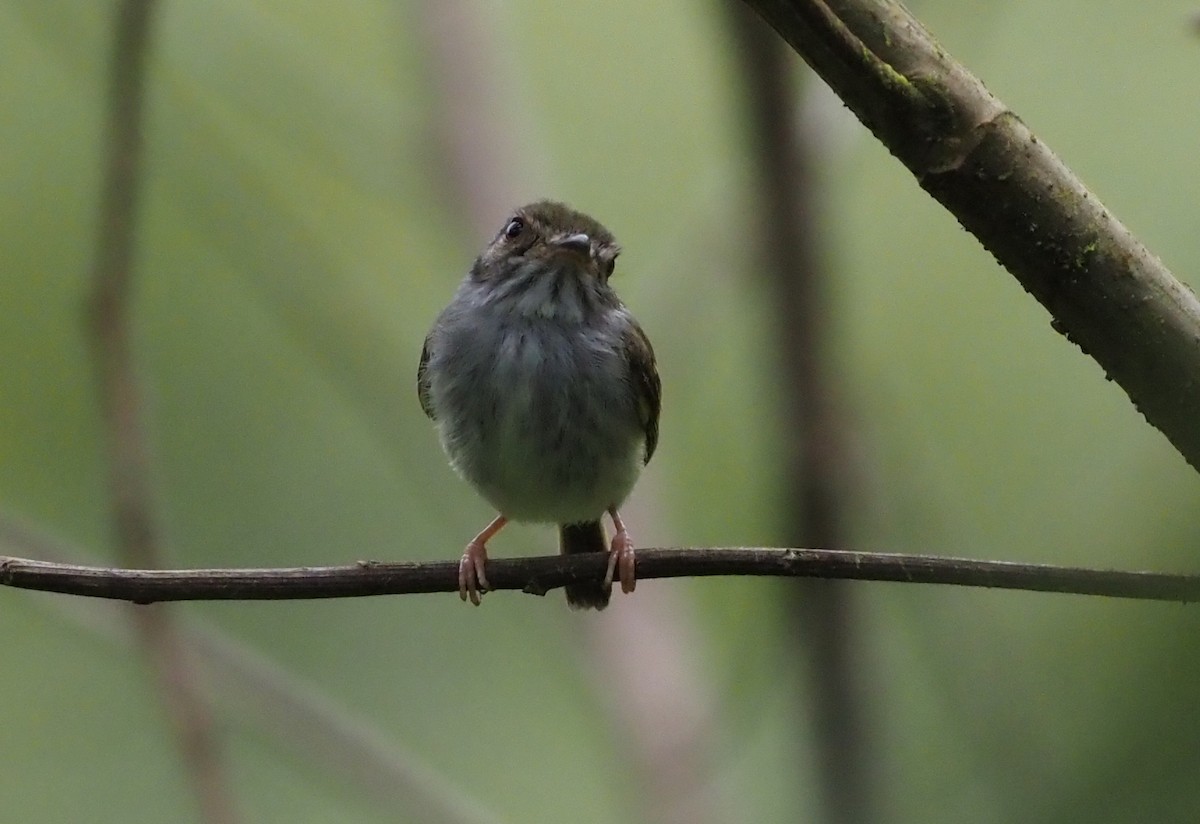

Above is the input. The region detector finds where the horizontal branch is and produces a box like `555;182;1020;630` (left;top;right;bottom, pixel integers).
2;548;1198;604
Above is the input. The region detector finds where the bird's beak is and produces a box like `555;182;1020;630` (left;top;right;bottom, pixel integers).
552;233;592;257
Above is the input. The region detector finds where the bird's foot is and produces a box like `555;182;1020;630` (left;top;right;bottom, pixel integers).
458;541;490;606
458;515;507;605
604;507;637;595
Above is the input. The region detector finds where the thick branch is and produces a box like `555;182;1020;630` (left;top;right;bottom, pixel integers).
742;0;1200;472
3;549;1198;603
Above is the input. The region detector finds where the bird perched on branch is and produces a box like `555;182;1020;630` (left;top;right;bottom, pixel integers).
418;201;661;608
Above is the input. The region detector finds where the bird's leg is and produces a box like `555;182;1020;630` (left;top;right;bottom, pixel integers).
459;515;507;605
604;506;637;594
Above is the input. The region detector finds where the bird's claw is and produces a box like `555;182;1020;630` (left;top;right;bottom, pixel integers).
604;529;637;595
458;540;490;606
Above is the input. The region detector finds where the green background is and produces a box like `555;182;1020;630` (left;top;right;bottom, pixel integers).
3;1;1199;821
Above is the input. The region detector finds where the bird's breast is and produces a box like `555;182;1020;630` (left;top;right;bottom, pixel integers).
434;317;644;523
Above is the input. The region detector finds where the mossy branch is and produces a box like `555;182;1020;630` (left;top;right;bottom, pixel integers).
741;0;1200;471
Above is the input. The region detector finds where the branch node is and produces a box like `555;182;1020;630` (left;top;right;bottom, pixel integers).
521;578;550;597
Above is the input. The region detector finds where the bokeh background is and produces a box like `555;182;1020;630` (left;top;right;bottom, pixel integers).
3;1;1200;822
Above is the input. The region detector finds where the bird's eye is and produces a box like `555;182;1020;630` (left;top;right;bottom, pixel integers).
503;217;525;240
604;258;616;278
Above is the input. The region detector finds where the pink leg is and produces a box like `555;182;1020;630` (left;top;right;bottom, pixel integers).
460;515;507;606
605;507;637;595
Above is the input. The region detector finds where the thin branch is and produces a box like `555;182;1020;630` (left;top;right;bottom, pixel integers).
415;0;531;236
3;549;1199;603
0;518;502;824
87;2;238;821
741;0;1200;473
418;9;725;822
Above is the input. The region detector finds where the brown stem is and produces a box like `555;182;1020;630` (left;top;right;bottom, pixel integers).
415;0;532;237
739;0;1200;472
87;2;238;821
416;7;721;821
0;517;502;824
3;548;1198;603
725;5;874;822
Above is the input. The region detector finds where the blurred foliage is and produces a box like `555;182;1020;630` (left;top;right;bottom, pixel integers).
2;0;1200;821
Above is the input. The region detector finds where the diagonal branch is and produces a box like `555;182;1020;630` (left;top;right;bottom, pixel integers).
87;2;238;821
741;0;1200;472
3;549;1199;603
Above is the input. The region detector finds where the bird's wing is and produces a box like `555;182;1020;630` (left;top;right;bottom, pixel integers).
417;334;436;421
623;320;661;464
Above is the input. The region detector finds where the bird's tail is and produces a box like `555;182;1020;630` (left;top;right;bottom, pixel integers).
559;520;610;610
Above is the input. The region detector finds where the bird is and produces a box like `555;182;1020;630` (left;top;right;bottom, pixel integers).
417;200;660;608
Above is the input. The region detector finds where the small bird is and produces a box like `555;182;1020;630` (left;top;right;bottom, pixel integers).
418;201;661;608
